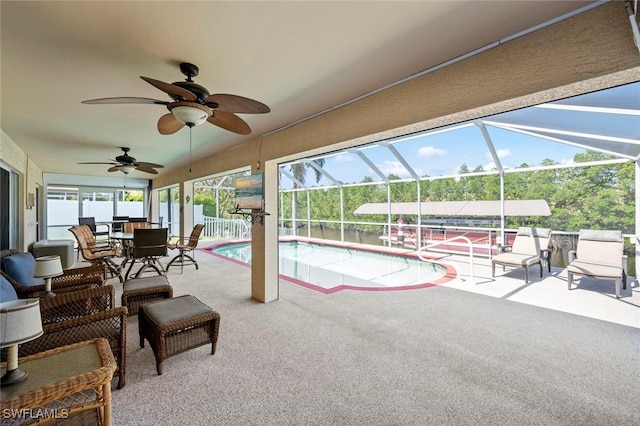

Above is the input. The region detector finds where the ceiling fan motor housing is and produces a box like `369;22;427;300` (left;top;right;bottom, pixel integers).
115;147;136;164
172;81;210;103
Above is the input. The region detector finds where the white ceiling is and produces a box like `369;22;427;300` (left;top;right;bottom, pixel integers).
1;1;599;179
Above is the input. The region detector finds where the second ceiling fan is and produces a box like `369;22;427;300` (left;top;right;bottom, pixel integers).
82;62;270;135
78;147;164;174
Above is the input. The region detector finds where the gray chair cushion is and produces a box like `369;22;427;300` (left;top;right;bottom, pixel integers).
123;275;170;292
567;260;622;279
578;229;622;242
142;295;212;326
517;227;552;238
492;252;541;267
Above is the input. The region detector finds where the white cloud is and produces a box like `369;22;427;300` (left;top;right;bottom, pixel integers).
485;149;511;160
483;162;498;171
376;161;422;178
334;154;354;162
418;146;447;157
496;149;511;159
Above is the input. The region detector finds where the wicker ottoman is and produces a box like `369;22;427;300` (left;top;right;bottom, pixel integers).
121;275;173;316
138;295;220;375
32;239;75;269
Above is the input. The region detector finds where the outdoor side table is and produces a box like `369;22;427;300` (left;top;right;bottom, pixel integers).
0;338;116;426
138;295;220;375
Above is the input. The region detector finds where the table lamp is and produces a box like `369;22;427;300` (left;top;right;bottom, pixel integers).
0;299;43;387
34;255;64;298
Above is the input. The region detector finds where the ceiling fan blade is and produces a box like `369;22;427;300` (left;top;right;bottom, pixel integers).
205;94;270;114
141;76;197;102
78;162;118;165
81;97;168;105
107;166;120;172
135;164;159;174
158;113;185;135
135;161;164;168
208;111;251;135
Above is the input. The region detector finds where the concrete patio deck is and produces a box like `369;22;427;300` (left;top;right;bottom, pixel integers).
428;252;640;329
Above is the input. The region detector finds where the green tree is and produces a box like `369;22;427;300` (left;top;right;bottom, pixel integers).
289;159;325;233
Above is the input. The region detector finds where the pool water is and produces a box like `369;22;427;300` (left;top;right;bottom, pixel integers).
208;240;454;293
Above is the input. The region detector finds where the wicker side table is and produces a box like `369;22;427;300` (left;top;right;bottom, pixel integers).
138;295;220;375
0;338;116;426
121;275;173;316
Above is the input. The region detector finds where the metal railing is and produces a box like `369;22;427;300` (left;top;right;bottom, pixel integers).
418;235;476;285
201;217;251;240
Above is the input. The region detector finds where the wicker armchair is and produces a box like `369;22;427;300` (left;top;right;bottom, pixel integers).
0;249;106;299
2;285;128;389
39;283;117;325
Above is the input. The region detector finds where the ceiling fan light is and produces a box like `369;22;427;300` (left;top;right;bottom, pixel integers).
119;165;135;174
172;106;209;126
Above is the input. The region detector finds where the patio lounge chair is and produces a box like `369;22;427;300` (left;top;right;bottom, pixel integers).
491;227;552;283
566;229;627;298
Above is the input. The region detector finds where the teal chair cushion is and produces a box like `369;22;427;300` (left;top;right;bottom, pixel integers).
0;275;18;302
1;252;44;286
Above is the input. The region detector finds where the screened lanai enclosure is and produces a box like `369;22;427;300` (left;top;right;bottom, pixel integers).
276;81;640;272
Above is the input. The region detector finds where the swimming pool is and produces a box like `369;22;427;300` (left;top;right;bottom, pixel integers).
206;240;455;293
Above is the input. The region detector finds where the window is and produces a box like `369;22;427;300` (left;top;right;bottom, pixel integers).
46;185;147;239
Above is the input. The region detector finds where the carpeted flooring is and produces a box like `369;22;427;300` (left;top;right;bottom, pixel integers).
108;250;640;425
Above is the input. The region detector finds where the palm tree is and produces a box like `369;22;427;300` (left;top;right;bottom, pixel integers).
290;159;325;235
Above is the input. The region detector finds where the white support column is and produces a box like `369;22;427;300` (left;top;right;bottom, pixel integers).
477;121;505;247
635;160;640;278
252;159;279;303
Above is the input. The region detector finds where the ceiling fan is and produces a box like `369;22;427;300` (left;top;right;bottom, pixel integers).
78;147;164;174
82;62;270;135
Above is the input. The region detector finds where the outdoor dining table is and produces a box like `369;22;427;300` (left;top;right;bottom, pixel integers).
110;232;134;241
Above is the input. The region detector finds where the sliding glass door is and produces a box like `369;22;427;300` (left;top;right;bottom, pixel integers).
0;166;19;250
158;186;180;236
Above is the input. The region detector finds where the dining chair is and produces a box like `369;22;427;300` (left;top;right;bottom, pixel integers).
69;225;123;282
77;217;111;258
125;228;168;280
124;221;151;233
129;217;148;222
112;216;130;232
166;224;205;273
